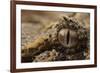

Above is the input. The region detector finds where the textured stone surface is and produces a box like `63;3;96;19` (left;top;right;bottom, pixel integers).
33;49;59;62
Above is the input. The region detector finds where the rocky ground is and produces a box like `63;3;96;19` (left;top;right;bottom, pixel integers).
21;10;90;62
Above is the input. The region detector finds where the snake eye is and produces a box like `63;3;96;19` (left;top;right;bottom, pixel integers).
58;29;78;48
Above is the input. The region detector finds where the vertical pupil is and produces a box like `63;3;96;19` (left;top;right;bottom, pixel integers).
67;30;70;44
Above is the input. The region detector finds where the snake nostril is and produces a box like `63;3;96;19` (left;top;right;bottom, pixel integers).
67;30;70;45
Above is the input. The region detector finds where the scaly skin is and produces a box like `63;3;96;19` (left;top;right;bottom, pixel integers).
21;16;89;62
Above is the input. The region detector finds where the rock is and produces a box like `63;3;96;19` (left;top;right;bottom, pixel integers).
33;49;59;62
